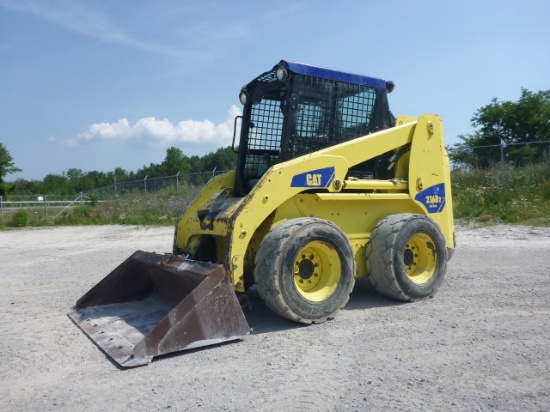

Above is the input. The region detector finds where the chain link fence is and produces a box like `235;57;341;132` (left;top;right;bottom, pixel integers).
91;170;226;199
1;170;229;225
0;194;87;225
450;140;550;168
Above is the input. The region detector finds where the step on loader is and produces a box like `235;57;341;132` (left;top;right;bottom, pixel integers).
69;60;455;367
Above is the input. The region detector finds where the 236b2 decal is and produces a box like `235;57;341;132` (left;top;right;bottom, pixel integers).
415;183;446;213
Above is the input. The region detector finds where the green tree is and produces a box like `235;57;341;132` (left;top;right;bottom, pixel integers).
42;174;69;194
136;162;163;180
203;146;237;172
7;145;238;196
0;143;22;195
113;167;129;182
66;168;84;180
450;89;550;168
161;147;191;175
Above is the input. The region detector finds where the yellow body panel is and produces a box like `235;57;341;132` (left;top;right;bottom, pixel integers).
175;114;455;292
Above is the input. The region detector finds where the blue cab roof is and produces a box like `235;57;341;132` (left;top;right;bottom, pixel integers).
281;60;388;90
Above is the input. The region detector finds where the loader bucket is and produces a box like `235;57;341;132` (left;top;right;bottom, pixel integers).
68;251;250;368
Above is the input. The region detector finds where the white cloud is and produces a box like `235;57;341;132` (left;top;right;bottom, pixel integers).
67;105;242;148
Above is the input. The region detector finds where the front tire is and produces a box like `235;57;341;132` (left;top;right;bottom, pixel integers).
366;214;447;301
254;218;356;324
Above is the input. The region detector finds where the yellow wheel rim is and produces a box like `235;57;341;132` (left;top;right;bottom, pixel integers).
293;241;341;302
403;232;438;285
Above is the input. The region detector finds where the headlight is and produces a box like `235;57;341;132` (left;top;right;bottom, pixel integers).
239;91;248;105
276;66;288;82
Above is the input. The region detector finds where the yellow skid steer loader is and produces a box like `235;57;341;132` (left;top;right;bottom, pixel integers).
69;60;455;367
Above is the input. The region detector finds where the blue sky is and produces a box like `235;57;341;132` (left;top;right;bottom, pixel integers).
1;0;549;181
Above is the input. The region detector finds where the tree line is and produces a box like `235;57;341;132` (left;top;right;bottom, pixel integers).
3;146;237;196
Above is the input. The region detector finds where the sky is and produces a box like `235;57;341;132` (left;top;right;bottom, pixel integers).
1;0;549;181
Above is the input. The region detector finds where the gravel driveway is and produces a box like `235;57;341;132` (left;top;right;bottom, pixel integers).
1;224;549;411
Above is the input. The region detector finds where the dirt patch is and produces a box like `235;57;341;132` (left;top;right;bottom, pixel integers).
1;224;549;411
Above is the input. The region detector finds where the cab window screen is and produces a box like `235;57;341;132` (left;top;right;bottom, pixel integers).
293;75;376;157
244;98;284;180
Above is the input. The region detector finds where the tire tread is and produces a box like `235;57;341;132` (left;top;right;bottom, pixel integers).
255;218;355;324
366;214;446;301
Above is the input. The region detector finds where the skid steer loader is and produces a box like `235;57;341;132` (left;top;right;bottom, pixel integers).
69;60;455;367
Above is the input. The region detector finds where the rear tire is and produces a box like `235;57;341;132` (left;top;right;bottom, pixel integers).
254;218;356;324
366;214;447;301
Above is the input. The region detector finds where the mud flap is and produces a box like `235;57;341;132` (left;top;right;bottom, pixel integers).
68;251;250;368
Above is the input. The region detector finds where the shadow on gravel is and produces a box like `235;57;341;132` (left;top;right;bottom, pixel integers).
345;277;408;311
241;278;405;336
242;287;304;336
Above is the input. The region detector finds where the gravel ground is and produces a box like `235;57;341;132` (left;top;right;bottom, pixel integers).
1;223;549;411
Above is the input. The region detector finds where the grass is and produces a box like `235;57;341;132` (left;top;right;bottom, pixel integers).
1;186;202;228
2;163;549;229
55;187;202;226
1;208;49;228
452;163;550;225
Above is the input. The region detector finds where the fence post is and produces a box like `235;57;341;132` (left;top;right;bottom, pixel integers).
0;195;3;225
45;195;48;222
144;175;148;194
500;139;506;167
176;172;180;195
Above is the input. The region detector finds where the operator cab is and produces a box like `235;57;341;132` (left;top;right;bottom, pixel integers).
234;60;396;196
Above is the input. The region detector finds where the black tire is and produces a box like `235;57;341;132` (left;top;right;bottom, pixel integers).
366;214;447;301
254;218;356;324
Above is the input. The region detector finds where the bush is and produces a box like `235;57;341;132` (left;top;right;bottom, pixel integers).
452;163;550;224
73;204;92;218
87;192;99;207
12;209;29;227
